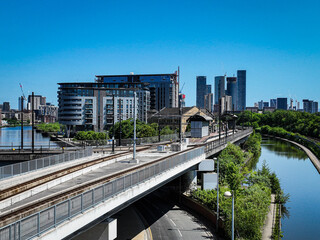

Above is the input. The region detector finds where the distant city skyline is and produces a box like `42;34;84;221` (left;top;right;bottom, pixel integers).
1;1;320;108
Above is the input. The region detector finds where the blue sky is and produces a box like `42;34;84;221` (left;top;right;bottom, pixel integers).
0;0;320;108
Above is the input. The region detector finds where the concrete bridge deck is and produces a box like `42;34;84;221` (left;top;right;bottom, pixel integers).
0;128;252;240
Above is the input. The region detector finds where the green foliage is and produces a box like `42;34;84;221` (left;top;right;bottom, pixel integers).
260;125;320;159
109;119;174;139
225;162;244;192
160;125;174;135
74;131;107;140
237;110;320;139
37;123;61;133
243;133;262;157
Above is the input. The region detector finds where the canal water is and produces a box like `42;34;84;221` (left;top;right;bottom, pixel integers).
0;126;58;149
256;137;320;240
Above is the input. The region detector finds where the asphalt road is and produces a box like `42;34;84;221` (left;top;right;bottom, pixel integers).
134;191;215;240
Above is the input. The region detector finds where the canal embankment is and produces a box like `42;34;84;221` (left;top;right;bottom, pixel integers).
264;135;320;174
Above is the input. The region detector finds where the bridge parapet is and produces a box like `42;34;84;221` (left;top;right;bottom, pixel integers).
204;128;253;157
0;147;93;180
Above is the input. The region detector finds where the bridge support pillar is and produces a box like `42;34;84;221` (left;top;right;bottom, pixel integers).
181;170;197;193
74;218;117;240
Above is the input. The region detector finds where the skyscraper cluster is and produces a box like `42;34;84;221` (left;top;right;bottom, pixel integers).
196;70;246;113
252;98;319;113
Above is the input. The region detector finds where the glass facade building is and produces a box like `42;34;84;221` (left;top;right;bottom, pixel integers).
196;76;207;108
96;73;179;111
214;76;225;105
226;77;237;110
276;98;287;110
237;70;246;111
58;82;150;133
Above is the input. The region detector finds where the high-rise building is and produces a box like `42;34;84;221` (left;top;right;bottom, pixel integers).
204;93;214;112
18;97;26;111
277;98;287;110
2;102;10;112
220;95;232;114
214;76;225;104
196;76;207;108
206;85;212;95
258;100;264;110
270;99;277;108
58;82;150;132
96;72;179;111
28;95;42;110
226;77;237;110
237;70;246;111
263;102;269;108
303;99;318;113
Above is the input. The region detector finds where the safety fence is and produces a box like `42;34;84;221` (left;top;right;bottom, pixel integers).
205;128;253;154
75;132;191;147
0;147;204;240
0;147;93;180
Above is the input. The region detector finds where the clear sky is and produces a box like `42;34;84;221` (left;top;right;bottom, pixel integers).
1;0;320;109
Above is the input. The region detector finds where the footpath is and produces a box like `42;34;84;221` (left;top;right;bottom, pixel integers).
262;194;276;240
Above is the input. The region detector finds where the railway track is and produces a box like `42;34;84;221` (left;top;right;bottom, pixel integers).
0;142;188;227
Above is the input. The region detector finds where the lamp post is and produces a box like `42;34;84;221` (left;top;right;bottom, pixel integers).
214;157;219;232
133;90;138;163
224;190;234;240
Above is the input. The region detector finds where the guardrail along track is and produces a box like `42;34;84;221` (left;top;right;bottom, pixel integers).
0;146;152;202
0;145;198;228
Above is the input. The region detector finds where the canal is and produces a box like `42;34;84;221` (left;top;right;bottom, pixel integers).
256;137;320;240
0;126;58;149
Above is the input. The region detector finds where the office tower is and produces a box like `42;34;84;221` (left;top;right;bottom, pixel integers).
303;99;318;113
226;77;237;110
204;93;214;112
277;98;287;110
196;76;207;108
28;95;42;110
214;76;225;104
220;95;232;114
58;82;150;132
206;85;212;95
270;99;277;108
2;102;10;112
18;97;26;111
237;70;246;111
258;100;264;110
96;72;178;111
263;102;269;108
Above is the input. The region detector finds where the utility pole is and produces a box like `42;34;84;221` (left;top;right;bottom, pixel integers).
20;96;24;150
179;98;182;143
118;98;122;146
32;92;35;153
112;95;115;153
158;117;161;142
233;104;235;134
218;98;221;142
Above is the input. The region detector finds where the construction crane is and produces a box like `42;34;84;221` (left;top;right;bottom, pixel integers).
179;82;185;93
19;83;27;101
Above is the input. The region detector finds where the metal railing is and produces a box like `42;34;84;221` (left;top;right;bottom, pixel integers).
205;128;253;154
74;132;192;147
0;147;204;240
0;147;93;180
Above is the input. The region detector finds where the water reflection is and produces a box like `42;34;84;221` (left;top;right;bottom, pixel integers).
0;126;57;148
261;137;307;160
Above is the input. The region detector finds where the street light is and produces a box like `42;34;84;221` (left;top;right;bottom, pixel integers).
214;157;219;232
224;190;234;240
